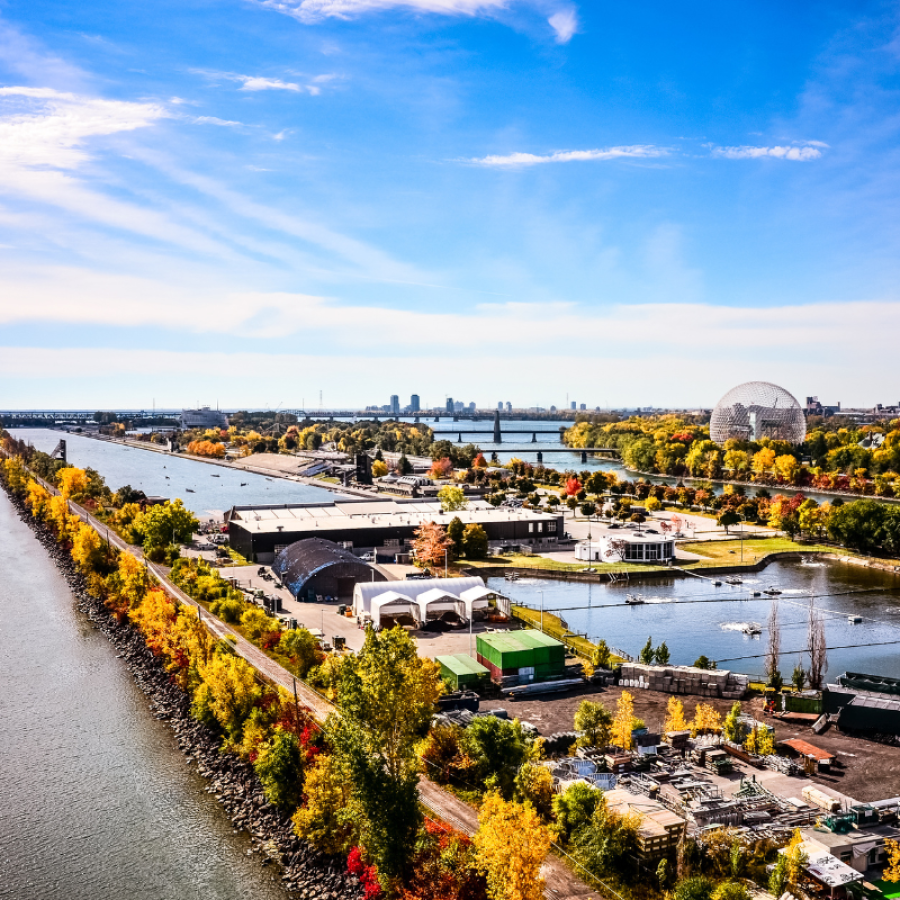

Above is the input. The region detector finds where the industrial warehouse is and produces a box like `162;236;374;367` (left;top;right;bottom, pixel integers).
226;497;564;562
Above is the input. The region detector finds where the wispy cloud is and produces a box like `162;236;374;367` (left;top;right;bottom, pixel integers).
710;142;826;161
548;8;577;43
194;115;244;126
248;0;510;23
0;86;167;170
193;69;333;95
469;145;667;167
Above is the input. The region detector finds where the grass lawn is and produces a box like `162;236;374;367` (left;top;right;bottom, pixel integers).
679;537;833;566
463;554;663;575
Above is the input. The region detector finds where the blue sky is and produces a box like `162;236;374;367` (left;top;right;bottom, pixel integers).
0;0;898;410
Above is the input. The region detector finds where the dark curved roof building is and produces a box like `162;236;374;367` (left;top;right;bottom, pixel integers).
273;538;387;600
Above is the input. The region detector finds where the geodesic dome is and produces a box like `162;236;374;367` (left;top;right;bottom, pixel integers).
710;381;806;444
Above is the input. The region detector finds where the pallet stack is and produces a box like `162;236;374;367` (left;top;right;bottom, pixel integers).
618;664;749;699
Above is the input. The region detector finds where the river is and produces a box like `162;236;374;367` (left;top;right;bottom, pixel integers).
9;428;337;520
490;560;900;680
0;489;290;900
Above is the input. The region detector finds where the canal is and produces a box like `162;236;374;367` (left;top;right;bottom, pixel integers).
0;489;290;900
490;559;900;680
9;428;338;520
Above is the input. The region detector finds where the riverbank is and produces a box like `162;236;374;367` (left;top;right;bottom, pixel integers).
1;481;364;900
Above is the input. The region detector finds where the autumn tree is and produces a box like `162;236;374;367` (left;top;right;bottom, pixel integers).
691;703;723;737
883;839;900;883
664;697;689;734
473;793;551;900
611;691;635;750
254;729;306;811
132;499;199;560
806;597;828;690
438;485;468;512
58;466;89;500
193;651;262;743
412;521;453;571
574;700;613;749
723;702;742;743
462;523;489;559
292;752;357;855
330;626;443;887
514;762;554;820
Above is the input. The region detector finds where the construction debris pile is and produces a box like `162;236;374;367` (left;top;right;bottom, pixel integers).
618;663;749;699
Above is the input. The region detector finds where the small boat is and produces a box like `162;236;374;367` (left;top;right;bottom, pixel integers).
848;615;862;624
211;474;220;477
625;594;645;605
240;482;247;487
751;591;762;597
763;588;782;596
741;623;762;635
713;580;722;586
725;576;743;585
505;573;519;581
186;488;195;493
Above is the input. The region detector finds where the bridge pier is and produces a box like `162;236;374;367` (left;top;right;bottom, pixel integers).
531;432;537;443
493;410;501;444
458;432;463;443
491;451;499;463
581;451;587;463
537;450;543;464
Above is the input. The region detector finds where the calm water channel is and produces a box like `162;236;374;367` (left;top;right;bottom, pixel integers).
10;428;337;519
0;490;290;900
491;560;900;680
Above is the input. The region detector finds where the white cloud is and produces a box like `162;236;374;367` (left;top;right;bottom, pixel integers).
238;76;303;92
548;8;577;43
0;86;167;170
249;0;509;22
194;115;244;126
711;143;825;161
469;145;667;166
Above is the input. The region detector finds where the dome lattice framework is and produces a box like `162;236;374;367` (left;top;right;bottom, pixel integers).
710;381;806;444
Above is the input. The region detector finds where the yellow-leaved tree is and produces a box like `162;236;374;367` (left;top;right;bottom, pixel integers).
785;828;808;886
194;651;261;743
664;697;688;734
71;521;106;574
293;753;357;855
611;691;635;750
26;480;50;519
691;702;723;737
474;793;552;900
46;494;75;541
884;839;900;883
58;467;89;500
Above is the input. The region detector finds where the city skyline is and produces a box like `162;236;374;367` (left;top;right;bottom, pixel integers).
1;1;899;407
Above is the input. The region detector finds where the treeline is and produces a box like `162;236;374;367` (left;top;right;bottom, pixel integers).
564;415;900;497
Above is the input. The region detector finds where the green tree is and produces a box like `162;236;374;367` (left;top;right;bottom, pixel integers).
674;876;715;900
717;510;740;534
768;854;789;897
791;663;807;692
828;499;887;552
133;499;199;559
461;715;531;798
396;453;413;475
447;515;465;555
280;627;320;677
639;636;655;664
592;639;611;669
551;781;601;844
438;485;467;512
574;700;613;749
462;523;489;559
254;729;305;811
654;641;671;665
723;702;743;743
330;626;442;887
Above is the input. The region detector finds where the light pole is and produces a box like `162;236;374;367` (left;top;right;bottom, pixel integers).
539;590;544;633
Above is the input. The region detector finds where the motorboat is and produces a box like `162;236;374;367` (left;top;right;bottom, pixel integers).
725;577;743;585
848;615;863;624
763;587;782;596
741;623;762;635
625;594;645;605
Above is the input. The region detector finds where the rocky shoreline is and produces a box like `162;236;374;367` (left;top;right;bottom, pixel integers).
2;485;363;900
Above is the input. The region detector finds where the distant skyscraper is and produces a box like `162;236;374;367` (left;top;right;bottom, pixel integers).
505;402;512;413
468;402;475;412
390;394;400;415
570;401;576;410
497;401;503;411
579;403;586;410
446;397;454;413
410;394;420;413
454;401;464;411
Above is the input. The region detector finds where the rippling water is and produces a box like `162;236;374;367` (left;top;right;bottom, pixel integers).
0;490;289;900
491;560;900;679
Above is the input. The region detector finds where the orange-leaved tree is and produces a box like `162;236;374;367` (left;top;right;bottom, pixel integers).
473;793;551;900
412;521;453;570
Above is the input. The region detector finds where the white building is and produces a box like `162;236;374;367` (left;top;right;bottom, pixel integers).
575;532;675;564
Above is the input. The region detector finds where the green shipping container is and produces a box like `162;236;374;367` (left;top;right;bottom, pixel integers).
475;630;566;680
436;654;490;690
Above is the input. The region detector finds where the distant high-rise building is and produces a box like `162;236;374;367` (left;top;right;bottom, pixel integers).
410;394;420;413
570;401;576;410
390;394;400;415
498;401;503;411
505;402;512;413
468;402;476;412
579;403;586;410
454;401;464;412
446;397;454;413
550;405;557;412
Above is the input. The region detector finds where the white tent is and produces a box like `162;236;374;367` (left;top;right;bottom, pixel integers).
459;585;500;618
370;590;419;625
353;576;486;619
416;587;465;621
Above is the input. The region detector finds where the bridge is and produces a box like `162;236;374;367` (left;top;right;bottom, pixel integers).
482;447;618;463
